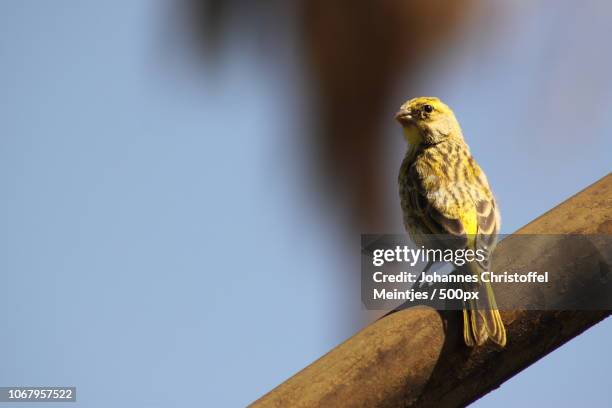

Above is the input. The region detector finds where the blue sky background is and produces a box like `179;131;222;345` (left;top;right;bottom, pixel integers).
0;1;610;407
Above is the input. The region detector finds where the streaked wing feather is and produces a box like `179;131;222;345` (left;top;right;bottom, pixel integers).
475;197;499;268
408;169;498;255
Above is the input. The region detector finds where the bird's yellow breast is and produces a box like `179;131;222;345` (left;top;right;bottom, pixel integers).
402;126;423;146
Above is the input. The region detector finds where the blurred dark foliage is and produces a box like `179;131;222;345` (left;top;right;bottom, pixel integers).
183;0;473;231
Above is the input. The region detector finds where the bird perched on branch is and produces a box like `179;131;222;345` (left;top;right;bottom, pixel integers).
396;97;506;347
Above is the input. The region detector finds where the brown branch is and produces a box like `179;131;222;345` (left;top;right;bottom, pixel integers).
251;173;612;408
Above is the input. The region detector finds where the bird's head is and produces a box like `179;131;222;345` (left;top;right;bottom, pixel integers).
395;97;462;146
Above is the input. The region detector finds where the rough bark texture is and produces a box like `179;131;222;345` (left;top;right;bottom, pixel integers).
251;173;612;408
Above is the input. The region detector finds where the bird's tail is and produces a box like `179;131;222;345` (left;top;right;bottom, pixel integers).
461;264;506;347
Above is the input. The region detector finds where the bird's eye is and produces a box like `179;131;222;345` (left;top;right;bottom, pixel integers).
423;104;434;113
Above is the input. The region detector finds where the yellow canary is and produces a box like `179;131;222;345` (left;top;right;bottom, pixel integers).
395;96;506;347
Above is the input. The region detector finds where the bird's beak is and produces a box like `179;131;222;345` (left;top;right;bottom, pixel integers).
395;109;413;125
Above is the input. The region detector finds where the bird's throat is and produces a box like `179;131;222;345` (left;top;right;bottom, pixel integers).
403;125;423;146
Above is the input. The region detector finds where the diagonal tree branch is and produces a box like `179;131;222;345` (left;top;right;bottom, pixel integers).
251;173;612;408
